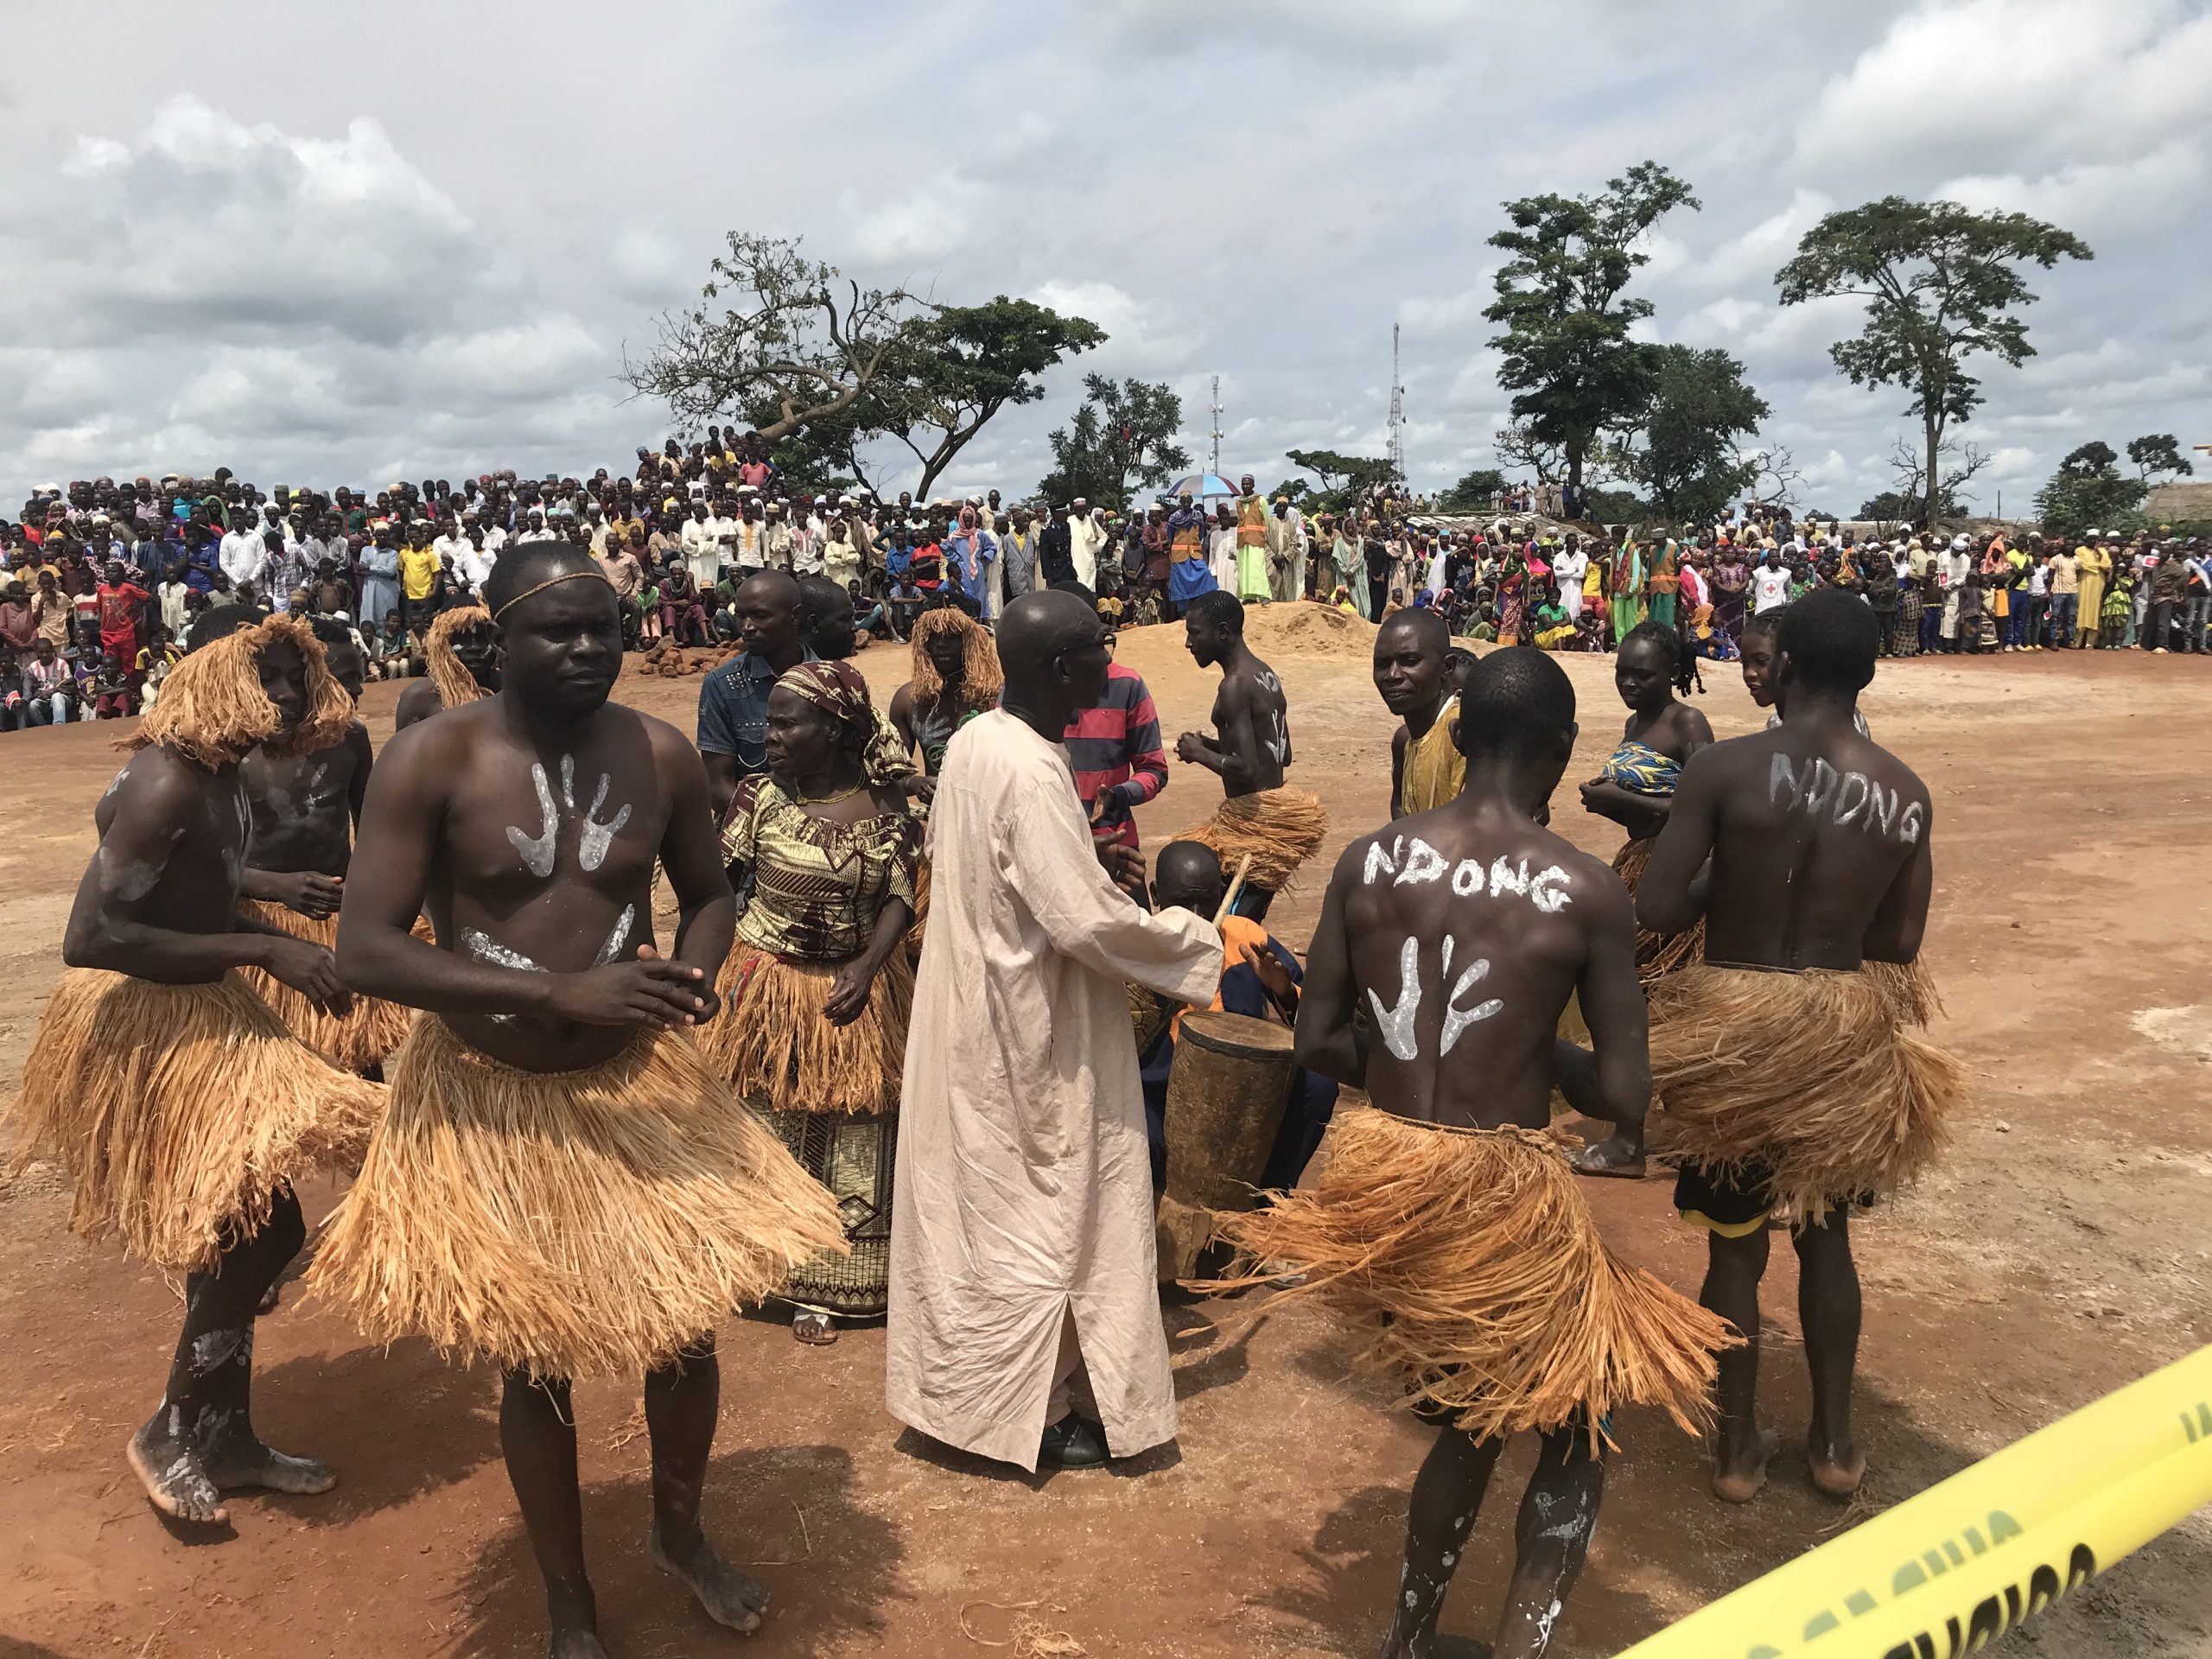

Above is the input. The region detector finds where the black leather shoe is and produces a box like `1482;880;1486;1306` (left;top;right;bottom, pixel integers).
1038;1414;1110;1469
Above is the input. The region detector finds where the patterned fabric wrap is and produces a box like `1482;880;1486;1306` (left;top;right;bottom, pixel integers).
1599;739;1681;798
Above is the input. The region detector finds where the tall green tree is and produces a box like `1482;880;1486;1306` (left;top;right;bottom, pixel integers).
1033;374;1190;512
1483;161;1700;501
2126;433;2194;484
1776;198;2092;527
1612;344;1769;525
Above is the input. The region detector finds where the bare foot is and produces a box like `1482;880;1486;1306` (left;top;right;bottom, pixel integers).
199;1425;337;1497
1569;1136;1645;1179
257;1282;282;1315
1377;1632;1489;1659
1808;1438;1866;1499
128;1408;228;1525
1711;1428;1781;1503
550;1629;611;1659
651;1525;767;1634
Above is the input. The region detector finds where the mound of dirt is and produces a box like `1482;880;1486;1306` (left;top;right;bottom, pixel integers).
1243;601;1378;661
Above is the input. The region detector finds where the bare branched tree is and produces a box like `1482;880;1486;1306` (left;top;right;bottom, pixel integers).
620;232;930;439
1886;435;1992;522
1494;420;1571;486
1745;441;1801;508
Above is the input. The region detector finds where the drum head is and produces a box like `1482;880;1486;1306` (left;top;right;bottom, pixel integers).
1179;1009;1296;1058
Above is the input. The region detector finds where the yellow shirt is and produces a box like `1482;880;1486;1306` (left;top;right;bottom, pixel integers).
399;544;442;601
1397;696;1466;817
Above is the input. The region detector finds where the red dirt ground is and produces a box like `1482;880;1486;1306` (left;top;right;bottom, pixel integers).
3;606;2209;1658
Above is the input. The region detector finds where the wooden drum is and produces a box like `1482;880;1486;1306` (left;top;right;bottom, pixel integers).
1156;1010;1298;1281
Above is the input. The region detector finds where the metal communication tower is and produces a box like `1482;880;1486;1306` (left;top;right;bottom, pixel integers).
1209;375;1224;474
1386;325;1406;481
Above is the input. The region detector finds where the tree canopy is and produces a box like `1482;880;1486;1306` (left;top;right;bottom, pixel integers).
2126;433;2194;484
2036;439;2147;537
1033;375;1190;512
1775;197;2091;526
1282;448;1398;512
1437;467;1509;512
1611;344;1770;527
628;238;1103;498
625;233;924;441
1482;161;1700;498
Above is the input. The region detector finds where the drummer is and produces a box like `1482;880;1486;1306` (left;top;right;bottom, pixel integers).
1139;841;1338;1191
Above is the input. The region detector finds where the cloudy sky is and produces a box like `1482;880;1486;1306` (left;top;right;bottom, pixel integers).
3;0;2206;516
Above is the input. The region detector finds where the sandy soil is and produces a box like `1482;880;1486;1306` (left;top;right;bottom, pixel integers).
3;605;2209;1659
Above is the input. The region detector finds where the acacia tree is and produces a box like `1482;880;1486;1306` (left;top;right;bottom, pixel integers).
624;232;927;438
1483;161;1700;502
868;298;1106;499
1034;375;1189;512
1776;198;2091;527
2126;433;2194;485
1283;447;1398;512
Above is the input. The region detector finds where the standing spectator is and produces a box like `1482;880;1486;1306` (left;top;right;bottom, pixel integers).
1038;504;1075;587
2047;540;2078;646
1053;581;1169;852
95;559;150;673
219;514;266;599
399;525;442;632
2146;541;2190;654
1750;549;1792;617
2075;533;2111;648
2023;546;2052;649
2;576;37;658
2183;541;2211;654
358;523;402;628
32;569;72;649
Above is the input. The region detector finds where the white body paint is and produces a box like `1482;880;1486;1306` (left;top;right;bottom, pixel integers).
1770;753;1922;845
1362;835;1574;914
506;754;636;877
1366;933;1505;1061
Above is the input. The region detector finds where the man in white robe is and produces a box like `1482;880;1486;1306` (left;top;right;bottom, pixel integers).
1068;500;1104;588
1555;536;1590;622
889;590;1221;1472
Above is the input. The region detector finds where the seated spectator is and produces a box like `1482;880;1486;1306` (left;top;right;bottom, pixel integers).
657;559;709;645
849;578;887;645
86;652;136;719
22;637;76;724
135;627;183;709
887;573;925;640
0;646;26;731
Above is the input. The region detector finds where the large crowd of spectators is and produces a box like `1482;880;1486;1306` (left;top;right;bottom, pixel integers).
6;442;2204;732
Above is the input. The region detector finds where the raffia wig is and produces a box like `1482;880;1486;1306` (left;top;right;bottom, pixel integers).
1648;960;1963;1223
697;945;913;1116
1173;786;1329;893
1611;838;1704;983
906;607;1002;711
127;612;356;769
309;1018;846;1380
8;969;383;1272
424;606;493;711
1211;1109;1734;1449
236;899;416;1073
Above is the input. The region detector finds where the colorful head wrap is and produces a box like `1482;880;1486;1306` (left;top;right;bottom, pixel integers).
773;658;907;784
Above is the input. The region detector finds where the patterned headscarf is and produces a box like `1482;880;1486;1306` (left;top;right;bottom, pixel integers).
775;659;906;785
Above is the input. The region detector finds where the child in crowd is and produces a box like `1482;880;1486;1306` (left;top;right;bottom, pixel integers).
86;652;135;718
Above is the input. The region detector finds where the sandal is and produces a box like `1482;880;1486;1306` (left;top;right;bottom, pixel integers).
791;1310;839;1346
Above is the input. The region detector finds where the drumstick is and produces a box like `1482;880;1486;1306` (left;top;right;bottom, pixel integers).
1213;855;1252;926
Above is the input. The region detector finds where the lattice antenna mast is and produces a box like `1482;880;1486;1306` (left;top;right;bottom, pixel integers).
1386;325;1406;480
1209;375;1224;475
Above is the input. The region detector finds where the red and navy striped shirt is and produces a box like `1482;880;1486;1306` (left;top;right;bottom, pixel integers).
1063;661;1167;849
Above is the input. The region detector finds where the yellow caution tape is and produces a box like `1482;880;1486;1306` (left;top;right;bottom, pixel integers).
1615;1344;2212;1659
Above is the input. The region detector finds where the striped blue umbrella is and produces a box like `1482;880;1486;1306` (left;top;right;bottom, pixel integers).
1164;473;1240;499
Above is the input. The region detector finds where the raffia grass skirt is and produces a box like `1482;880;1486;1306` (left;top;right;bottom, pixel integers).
1611;838;1703;984
1216;1108;1734;1446
237;899;415;1073
1649;960;1963;1222
906;861;930;963
8;969;383;1272
309;1017;846;1380
758;1107;896;1317
696;946;912;1116
1174;785;1329;892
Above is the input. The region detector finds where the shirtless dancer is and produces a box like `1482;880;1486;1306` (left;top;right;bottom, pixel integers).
315;543;842;1656
236;619;409;1076
393;603;499;731
1227;649;1732;1659
1596;589;1961;1503
1173;589;1325;918
12;609;376;1524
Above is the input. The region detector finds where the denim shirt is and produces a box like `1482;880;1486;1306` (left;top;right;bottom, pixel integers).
695;646;816;777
